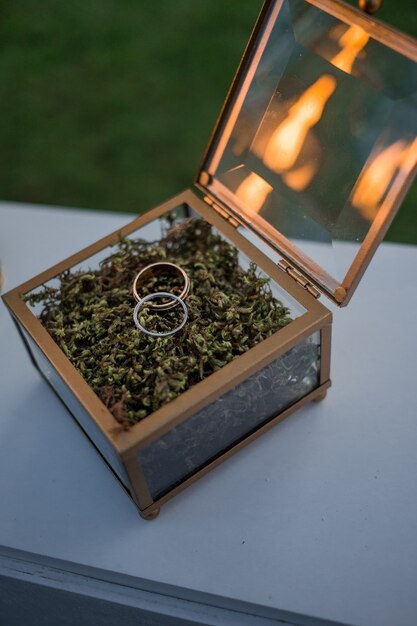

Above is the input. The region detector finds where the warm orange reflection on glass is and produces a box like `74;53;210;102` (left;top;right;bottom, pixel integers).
352;138;417;220
263;75;337;174
282;162;319;192
235;172;273;213
331;25;369;74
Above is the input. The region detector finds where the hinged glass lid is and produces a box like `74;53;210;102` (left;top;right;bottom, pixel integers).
197;0;417;305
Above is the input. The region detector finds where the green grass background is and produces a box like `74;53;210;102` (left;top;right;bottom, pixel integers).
0;0;416;242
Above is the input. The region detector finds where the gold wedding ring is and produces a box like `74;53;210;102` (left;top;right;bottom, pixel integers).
133;262;190;311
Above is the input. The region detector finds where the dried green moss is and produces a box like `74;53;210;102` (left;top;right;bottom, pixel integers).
25;218;294;428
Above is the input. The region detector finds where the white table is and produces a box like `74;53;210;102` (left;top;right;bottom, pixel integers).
1;201;417;626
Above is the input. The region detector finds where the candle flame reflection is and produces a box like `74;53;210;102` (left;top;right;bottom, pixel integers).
258;24;368;193
331;25;369;74
235;172;273;214
233;21;375;214
263;75;337;174
352;138;417;220
282;162;319;192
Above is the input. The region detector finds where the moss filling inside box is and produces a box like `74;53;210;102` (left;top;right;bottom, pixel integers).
25;217;318;428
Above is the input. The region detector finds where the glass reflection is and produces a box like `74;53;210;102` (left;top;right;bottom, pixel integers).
213;0;417;283
351;137;417;221
260;74;336;182
330;25;369;74
236;171;273;212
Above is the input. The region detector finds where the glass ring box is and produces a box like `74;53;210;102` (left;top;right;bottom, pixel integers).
3;0;417;520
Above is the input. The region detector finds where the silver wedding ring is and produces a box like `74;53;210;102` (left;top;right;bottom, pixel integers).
132;262;190;336
133;292;188;337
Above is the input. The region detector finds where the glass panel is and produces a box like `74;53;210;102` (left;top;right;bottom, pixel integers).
18;325;133;493
209;0;417;285
139;331;321;500
23;204;305;431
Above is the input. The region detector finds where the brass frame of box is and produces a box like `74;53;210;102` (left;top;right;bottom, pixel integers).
2;189;332;520
197;0;417;307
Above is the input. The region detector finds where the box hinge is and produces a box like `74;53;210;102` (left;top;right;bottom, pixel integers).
277;260;321;299
203;196;239;229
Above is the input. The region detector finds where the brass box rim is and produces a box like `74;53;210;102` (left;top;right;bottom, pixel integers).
2;188;331;460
